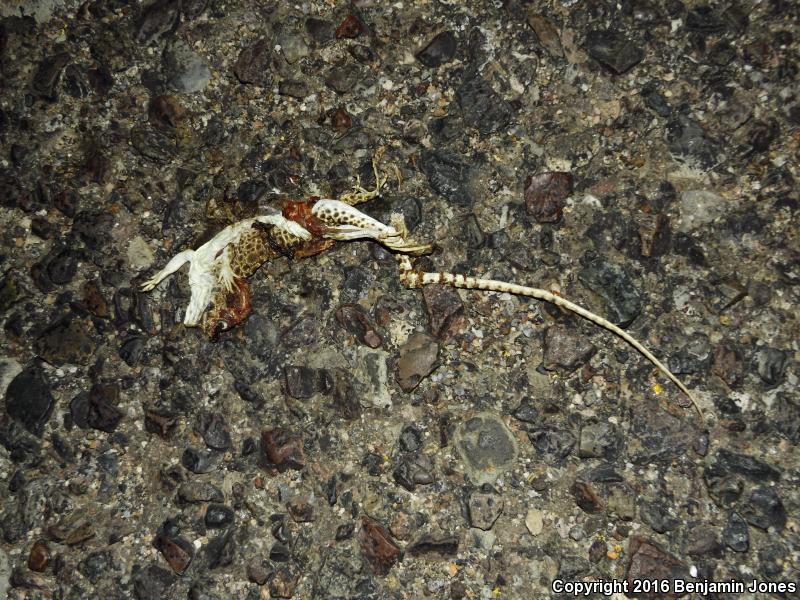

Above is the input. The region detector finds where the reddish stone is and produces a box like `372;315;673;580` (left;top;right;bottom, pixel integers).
27;541;51;572
335;14;363;39
626;536;690;600
359;516;402;575
711;344;744;387
154;534;193;575
571;481;604;513
331;107;352;133
81;280;108;318
335;304;382;348
260;428;306;474
422;284;465;338
524;171;573;223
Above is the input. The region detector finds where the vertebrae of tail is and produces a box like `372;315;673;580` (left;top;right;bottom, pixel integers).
397;256;702;418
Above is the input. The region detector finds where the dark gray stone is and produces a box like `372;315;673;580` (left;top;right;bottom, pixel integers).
468;491;503;531
419;150;476;208
741;487;786;531
543;325;597;372
5;363;54;437
578;421;621;459
456;73;512;137
640;501;680;533
585;30;644;74
722;512;749;552
416;31;457;67
578;258;642;327
666;115;722;170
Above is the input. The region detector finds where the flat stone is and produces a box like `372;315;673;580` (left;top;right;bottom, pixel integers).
578;421;621;459
233;38;274;86
666;115;722;171
406;535;458;557
163;40;210;93
419;150;476;208
527;14;563;58
528;426;576;462
625;537;690;600
423;284;465;338
396;332;439;392
36;315;97;366
585;30;644;75
571;481;604;513
525;508;543;536
177;482;224;504
5;362;54;437
453;412;518;485
741;487;786;531
260;428;305;473
640;501;680;533
542;325;597;373
335;304;383;348
194;412;231;451
468;491;504;530
456;73;512;137
578;258;642;327
359;517;401;576
416;31;457;67
153;533;193;575
722;512;749;552
524;172;572;223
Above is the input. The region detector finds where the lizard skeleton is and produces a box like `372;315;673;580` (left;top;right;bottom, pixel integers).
140;153;703;419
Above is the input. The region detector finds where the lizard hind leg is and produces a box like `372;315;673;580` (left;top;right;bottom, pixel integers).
313;200;432;255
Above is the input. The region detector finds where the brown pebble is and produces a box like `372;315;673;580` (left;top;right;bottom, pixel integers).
260;428;306;473
335;14;363;39
269;565;300;598
335;304;382;348
711;344;744;387
524;171;573;223
571;481;604;513
359;516;402;575
626;536;690;600
148;95;187;130
422;284;465;338
154;534;193;575
330;107;352;133
396;332;439;392
81;280;108;318
27;540;51;572
287;496;315;523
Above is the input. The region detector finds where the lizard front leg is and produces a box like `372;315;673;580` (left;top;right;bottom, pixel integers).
141;249;195;291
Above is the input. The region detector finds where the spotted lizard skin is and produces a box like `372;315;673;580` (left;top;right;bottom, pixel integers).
202;221;312;337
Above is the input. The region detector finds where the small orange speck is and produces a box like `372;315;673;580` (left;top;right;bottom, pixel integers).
448;563;459;577
607;550;619;560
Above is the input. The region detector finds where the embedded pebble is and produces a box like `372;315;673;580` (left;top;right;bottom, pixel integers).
396;332;439;392
453;413;518;485
1;1;797;597
578;258;642;326
542;325;597;372
585;30;644;75
524;171;573;223
416;31;457;67
4;362;54;436
468;491;504;530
